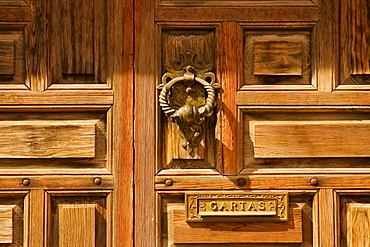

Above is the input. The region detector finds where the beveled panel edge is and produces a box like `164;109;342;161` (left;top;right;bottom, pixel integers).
46;84;112;90
236;91;370;105
0;120;96;159
239;85;317;91
157;169;221;176
47;190;112;197
158;0;318;7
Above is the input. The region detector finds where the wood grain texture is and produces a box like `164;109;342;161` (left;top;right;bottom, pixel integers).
159;0;317;7
169;205;302;244
134;0;157;245
253;40;302;76
251;120;370;158
25;0;50;91
113;0;134;245
218;22;243;175
317;189;337;247
29;190;45;247
60;0;94;75
0;206;15;243
155;6;319;22
0;40;15;75
58;204;96;246
0;0;31;22
0;121;95;158
312;0;337;91
0;91;113;105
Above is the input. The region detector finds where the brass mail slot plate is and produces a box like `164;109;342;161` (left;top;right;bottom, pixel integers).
185;192;288;222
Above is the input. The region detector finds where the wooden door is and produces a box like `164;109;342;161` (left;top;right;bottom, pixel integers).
0;0;133;246
135;0;370;246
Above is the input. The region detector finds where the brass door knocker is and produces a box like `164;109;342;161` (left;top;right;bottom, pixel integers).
157;64;220;155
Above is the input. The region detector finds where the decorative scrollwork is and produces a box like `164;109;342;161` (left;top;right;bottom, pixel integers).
157;54;220;155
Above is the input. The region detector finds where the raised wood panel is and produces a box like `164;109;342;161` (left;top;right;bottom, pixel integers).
48;193;109;247
251;120;370;158
0;205;14;243
161;192;313;246
58;204;96;246
0;121;95;158
171;207;302;244
161;30;216;168
244;112;370;169
244;32;310;85
0;30;25;85
339;0;370;86
0;111;108;171
49;0;108;86
346;203;370;247
340;195;370;247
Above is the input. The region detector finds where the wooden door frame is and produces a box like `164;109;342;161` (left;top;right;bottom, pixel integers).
130;0;341;246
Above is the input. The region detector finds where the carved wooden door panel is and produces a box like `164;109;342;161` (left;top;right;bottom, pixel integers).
0;0;132;246
135;0;370;246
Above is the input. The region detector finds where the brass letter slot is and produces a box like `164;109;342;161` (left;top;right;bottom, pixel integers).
186;192;288;222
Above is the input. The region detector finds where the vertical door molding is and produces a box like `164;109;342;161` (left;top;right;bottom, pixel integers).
217;22;244;175
317;189;340;247
134;0;157;246
113;0;134;246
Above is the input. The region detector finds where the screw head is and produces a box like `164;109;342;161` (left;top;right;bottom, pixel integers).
93;177;102;185
310;178;319;186
22;178;31;186
237;178;246;186
164;179;173;186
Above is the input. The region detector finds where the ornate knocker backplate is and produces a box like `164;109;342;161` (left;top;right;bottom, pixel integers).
157;62;220;155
